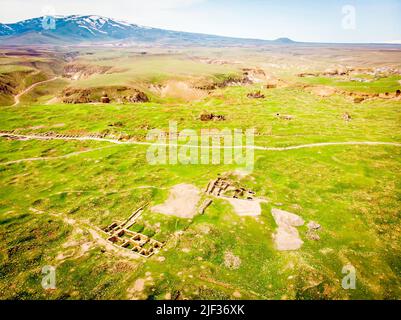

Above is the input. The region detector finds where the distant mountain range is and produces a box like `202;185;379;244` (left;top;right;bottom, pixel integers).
0;15;295;46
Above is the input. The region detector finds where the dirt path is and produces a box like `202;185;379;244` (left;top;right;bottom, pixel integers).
1;132;400;152
255;141;401;151
12;77;59;106
0;145;116;165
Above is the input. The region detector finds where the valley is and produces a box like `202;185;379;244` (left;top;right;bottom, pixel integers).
0;15;401;301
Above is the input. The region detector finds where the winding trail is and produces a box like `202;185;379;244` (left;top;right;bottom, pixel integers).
1;132;400;151
0;132;400;165
0;145;116;165
12;77;59;106
253;141;401;151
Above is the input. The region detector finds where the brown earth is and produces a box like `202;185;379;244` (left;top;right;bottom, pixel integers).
63;63;113;80
194;68;268;91
303;84;400;101
297;66;372;78
199;112;225;121
61;86;149;104
151;81;208;101
247;90;265;99
0;69;50;105
151;184;201;219
305;86;337;97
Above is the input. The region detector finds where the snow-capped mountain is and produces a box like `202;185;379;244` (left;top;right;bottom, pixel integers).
0;15;155;40
0;15;290;46
0;23;15;36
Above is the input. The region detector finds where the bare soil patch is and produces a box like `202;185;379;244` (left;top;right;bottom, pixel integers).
224;197;267;217
306;86;337;97
271;208;304;251
224;251;241;269
61;86;149;104
151;184;201;218
133;279;145;292
152;81;208;101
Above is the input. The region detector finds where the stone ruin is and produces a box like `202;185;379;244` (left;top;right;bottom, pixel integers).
104;225;163;258
198;199;213;215
247;91;265;99
0;132;29;141
306;221;321;241
120;90;149;103
276;113;294;120
199;112;226;121
205;177;256;200
203;177;268;217
0;130;133;142
101;96;111;103
101;93;110;103
102;206;164;258
342;112;352;121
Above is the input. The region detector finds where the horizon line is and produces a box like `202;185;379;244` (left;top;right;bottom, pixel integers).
1;14;401;46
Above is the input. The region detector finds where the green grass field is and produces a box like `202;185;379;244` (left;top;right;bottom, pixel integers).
71;53;240;88
0;48;400;300
297;75;401;94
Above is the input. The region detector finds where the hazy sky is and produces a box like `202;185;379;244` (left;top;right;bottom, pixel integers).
0;0;400;43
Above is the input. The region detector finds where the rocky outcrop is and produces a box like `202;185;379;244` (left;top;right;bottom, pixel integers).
199;112;225;121
342;112;352;121
194;68;269;90
276;113;294;120
0;70;37;105
63;63;113;80
304;84;401;101
247;91;265;99
121;90;149;103
101;95;110;103
306;221;321;241
298;67;360;78
0;83;14;95
61;86;149;104
242;68;267;84
62;88;92;104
